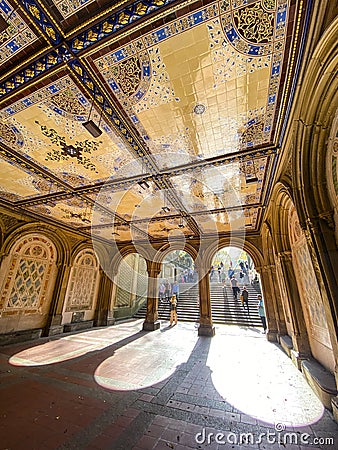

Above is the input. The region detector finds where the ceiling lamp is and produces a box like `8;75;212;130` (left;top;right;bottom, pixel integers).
161;190;170;213
178;215;184;228
138;180;150;189
82;99;102;137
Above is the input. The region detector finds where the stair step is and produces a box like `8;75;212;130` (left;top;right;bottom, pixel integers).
134;283;263;327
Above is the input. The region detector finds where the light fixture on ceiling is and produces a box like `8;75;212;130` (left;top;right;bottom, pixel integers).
178;215;184;228
138;180;150;190
82;99;102;137
161;189;170;213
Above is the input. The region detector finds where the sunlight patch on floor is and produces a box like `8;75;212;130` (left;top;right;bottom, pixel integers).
208;326;324;426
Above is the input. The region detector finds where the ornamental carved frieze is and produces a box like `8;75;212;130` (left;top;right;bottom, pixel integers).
49;89;86;115
0;213;21;232
0;122;18;146
112;56;142;96
233;2;274;44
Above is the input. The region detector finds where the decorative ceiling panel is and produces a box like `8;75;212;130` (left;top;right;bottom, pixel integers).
0;76;140;188
0;155;60;202
52;0;96;19
169;157;266;213
95;0;288;169
0;2;39;66
25;196;96;228
0;0;309;241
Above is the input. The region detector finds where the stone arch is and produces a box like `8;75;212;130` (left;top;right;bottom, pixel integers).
269;182;293;254
203;237;264;272
1;223;70;266
292;16;338;374
293;17;338;226
0;232;58;334
113;252;148;320
288;204;335;371
62;247;100;325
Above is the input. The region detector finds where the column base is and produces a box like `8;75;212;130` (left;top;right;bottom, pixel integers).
266;330;278;342
44;324;64;337
198;324;215;336
143;320;161;331
291;349;308;370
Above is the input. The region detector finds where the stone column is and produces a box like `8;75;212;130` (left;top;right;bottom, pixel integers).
258;264;287;341
143;261;161;331
277;251;311;366
94;269;114;326
198;264;215;337
256;265;278;341
44;262;71;336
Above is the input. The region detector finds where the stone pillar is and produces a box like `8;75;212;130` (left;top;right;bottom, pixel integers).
43;262;71;336
278;251;311;366
94;269;114;326
258;264;287;342
143;261;161;331
256;265;278;342
198;264;215;337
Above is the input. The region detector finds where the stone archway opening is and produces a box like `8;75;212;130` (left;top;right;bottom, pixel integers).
114;253;148;321
209;246;264;329
157;250;200;324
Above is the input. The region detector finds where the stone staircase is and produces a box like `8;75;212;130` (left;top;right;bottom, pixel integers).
134;282;263;327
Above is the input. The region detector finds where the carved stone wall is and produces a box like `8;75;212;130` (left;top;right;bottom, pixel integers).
62;249;100;324
289;208;335;371
326;109;338;244
0;234;57;333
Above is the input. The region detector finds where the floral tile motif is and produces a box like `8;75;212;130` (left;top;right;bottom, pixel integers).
0;2;38;65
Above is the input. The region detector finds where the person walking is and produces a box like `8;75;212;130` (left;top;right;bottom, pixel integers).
230;276;239;299
172;280;179;302
159;282;165;303
164;279;171;302
257;295;267;333
241;286;249;312
170;294;178;326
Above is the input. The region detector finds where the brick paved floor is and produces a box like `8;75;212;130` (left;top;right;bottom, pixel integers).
0;320;337;449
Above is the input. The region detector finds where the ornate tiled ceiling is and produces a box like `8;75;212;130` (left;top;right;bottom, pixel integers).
0;0;309;243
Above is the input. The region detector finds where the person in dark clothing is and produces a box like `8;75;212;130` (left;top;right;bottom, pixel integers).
241;286;249;312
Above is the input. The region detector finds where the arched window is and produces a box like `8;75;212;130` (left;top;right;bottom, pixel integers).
0;234;56;312
65;250;99;311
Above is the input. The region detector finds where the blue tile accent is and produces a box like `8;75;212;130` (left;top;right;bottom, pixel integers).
114;49;125;61
248;45;260;55
143;64;150;77
277;10;286;25
268;95;276;104
272;64;280;75
155;28;168;42
226;28;238;43
0;0;11;14
135;90;145;100
192;11;204;24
